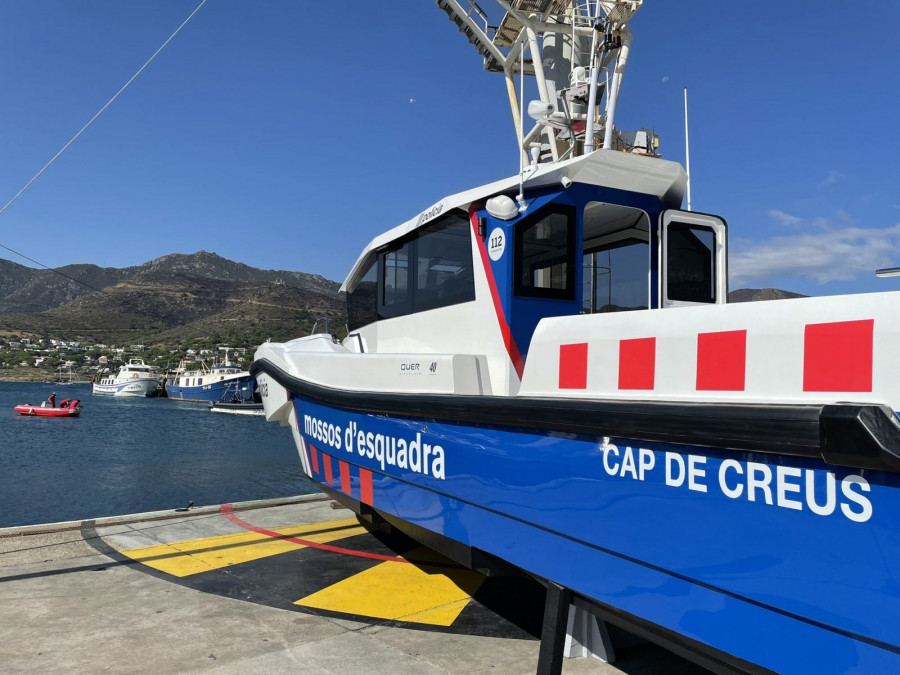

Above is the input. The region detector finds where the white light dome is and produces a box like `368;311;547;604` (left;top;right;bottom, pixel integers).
486;195;518;221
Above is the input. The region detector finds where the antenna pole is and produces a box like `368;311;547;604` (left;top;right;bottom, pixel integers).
583;3;603;154
517;44;527;210
684;87;692;212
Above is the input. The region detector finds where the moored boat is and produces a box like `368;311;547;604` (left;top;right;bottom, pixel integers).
209;400;265;416
15;399;80;417
165;349;255;403
55;364;84;385
92;359;163;397
252;2;900;673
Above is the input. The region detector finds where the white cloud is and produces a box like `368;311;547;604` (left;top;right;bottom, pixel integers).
769;209;803;227
836;210;855;225
661;76;670;83
817;170;844;188
730;222;900;286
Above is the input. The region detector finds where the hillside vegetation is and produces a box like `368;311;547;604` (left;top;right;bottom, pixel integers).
0;252;345;379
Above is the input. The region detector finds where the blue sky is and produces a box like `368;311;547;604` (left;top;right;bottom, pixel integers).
0;1;898;297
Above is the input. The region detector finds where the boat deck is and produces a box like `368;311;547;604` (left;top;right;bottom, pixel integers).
0;495;709;673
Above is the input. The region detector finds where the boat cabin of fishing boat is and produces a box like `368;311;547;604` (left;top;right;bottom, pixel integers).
253;2;900;673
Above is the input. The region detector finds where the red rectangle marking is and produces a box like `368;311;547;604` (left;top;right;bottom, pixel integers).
339;460;351;495
323;454;334;486
618;337;656;390
309;444;319;474
359;468;373;506
803;319;874;392
696;330;747;391
559;343;588;389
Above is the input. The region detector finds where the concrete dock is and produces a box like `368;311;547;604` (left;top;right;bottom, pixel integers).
0;495;711;673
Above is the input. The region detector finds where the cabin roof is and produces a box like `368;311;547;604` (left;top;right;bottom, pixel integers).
340;150;686;293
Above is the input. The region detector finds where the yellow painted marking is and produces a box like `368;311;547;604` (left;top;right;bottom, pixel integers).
121;518;365;577
295;547;485;626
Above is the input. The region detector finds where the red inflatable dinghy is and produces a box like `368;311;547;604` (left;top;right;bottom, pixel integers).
14;400;81;417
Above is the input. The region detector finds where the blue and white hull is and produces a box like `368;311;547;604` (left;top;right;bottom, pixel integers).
165;375;255;403
255;358;900;674
91;379;160;397
92;359;162;397
165;359;255;403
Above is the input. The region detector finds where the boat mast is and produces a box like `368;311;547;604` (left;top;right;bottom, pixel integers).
218;346;232;367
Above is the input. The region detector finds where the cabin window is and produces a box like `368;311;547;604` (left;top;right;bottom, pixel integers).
581;201;651;313
514;206;575;300
666;223;716;303
347;263;377;331
583;239;649;313
371;211;475;322
413;215;475;312
379;241;412;319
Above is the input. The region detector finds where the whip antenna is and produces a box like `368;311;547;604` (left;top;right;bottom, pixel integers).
684;86;692;211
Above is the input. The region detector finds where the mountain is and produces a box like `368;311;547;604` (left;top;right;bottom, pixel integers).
0;252;345;345
135;251;338;292
727;288;807;303
0;259;131;313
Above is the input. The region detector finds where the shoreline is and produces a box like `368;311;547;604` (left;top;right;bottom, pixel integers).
0;369;80;383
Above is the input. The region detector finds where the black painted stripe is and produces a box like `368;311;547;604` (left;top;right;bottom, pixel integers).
251;358;900;473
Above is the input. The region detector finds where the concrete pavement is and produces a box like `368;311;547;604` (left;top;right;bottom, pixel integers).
0;495;711;674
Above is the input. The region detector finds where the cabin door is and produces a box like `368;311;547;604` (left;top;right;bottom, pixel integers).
659;210;728;308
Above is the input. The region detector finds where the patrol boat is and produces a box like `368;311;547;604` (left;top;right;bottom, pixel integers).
253;2;900;672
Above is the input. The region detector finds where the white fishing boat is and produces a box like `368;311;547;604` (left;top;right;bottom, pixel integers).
253;2;900;673
92;358;163;397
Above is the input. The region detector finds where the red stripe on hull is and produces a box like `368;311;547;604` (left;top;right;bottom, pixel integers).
696;330;747;391
339;459;351;495
309;444;320;474
803;319;874;392
618;337;656;390
359;468;373;506
559;343;588;389
323;454;334;486
469;206;525;380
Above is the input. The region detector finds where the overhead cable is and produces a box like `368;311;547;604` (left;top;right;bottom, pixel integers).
0;0;208;219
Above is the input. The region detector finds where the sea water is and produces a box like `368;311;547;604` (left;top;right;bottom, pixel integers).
0;381;316;528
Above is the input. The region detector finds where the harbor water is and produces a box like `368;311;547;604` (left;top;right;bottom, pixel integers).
0;381;316;528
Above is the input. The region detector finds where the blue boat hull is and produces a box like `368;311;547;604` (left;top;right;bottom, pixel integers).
289;393;900;674
165;376;255;402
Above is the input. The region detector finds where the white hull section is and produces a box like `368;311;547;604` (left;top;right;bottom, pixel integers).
209;406;264;416
258;290;900;414
92;378;160;397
